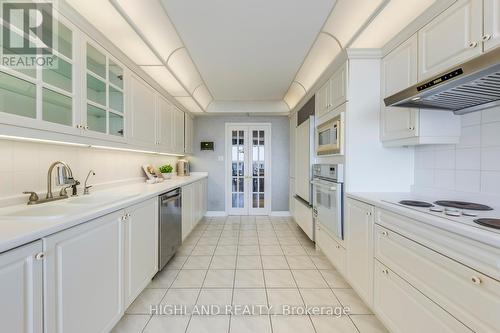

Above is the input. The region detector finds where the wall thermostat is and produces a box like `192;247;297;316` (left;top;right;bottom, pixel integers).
201;142;214;151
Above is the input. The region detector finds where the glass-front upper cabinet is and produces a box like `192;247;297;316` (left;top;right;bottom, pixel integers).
0;17;78;134
84;42;125;138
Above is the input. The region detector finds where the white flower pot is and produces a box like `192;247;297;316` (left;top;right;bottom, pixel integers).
162;173;172;179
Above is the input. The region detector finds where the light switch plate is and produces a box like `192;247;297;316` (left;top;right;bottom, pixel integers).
217;156;224;161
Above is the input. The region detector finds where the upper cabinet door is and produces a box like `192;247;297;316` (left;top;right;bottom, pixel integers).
173;108;185;154
329;63;347;110
184;114;194;155
418;0;482;80
129;75;156;147
484;0;500;51
316;81;330;119
156;95;174;152
381;35;419;141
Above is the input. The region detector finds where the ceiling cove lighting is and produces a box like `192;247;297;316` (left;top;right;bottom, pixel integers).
140;65;189;97
282;0;389;111
65;0;162;66
284;81;307;110
295;33;342;92
192;84;213;110
322;0;387;48
175;96;204;113
111;0;183;60
108;0;211;112
351;0;436;48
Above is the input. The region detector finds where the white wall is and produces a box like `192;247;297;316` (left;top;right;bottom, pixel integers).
414;106;500;196
189;115;290;212
0;139;178;202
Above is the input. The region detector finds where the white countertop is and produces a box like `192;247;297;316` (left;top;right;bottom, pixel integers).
347;192;500;249
0;173;208;253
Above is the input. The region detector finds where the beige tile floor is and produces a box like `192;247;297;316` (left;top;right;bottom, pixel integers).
112;216;388;333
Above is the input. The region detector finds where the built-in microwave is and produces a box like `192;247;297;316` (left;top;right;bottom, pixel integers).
316;113;343;155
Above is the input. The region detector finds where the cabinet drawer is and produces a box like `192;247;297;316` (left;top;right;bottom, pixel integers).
374;260;472;333
375;224;500;333
293;197;313;241
317;228;346;275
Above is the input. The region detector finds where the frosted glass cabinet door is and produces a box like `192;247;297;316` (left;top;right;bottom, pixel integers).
0;71;36;119
0;241;43;333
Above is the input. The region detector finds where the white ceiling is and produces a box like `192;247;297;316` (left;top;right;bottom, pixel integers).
161;0;336;101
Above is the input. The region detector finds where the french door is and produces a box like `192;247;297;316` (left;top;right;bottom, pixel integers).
226;124;271;215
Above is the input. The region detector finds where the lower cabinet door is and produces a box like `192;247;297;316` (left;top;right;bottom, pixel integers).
317;228;346;275
0;241;43;333
182;183;194;241
374;260;472;333
345;198;374;307
43;211;124;333
124;198;158;308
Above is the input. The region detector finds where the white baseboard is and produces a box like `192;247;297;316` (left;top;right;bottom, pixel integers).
270;211;291;217
205;211;228;217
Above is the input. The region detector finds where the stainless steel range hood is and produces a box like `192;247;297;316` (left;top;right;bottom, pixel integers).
384;47;500;115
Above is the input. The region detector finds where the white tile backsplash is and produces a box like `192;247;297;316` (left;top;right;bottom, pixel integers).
414;109;500;196
0;139;178;200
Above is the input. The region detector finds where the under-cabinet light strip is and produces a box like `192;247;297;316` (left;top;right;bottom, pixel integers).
0;135;185;157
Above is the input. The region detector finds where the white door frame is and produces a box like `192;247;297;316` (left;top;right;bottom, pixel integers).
225;123;272;216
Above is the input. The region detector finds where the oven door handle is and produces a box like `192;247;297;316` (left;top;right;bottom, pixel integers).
311;180;339;192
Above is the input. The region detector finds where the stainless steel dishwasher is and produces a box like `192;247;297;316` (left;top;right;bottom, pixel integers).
158;188;182;271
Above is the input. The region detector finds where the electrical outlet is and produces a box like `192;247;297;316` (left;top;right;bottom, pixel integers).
217;156;224;161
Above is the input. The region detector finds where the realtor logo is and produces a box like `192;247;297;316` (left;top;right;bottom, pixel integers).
1;0;58;68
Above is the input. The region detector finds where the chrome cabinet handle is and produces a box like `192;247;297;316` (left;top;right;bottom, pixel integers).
382;269;389;275
482;34;492;41
471;276;482;285
35;252;45;261
84;125;89;130
468;41;478;48
381;230;388;236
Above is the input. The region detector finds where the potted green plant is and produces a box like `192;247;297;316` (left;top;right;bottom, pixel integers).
159;164;173;179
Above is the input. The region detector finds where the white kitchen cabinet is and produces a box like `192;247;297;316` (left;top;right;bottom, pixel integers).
418;0;483;80
329;62;347;110
185;113;194;154
44;210;124;333
345;198;375;307
0;241;43;333
293;196;313;241
173;108;185;154
317;226;346;275
294;117;312;203
315;63;347;120
315;81;330;118
156;95;174;152
374;223;500;333
381;34;461;146
181;179;207;241
182;183;194;241
128;74;157;147
123;198;158;308
484;0;500;51
381;35;419;141
374;260;472;333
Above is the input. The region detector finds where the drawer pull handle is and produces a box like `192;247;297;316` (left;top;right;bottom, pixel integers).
482;34;492;41
35;252;45;261
471;276;482;285
382;269;389;275
336;245;340;249
468;41;478;48
381;231;388;236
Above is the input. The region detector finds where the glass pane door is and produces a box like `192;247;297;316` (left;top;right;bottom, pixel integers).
252;130;265;209
227;124;270;215
231;130;246;211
